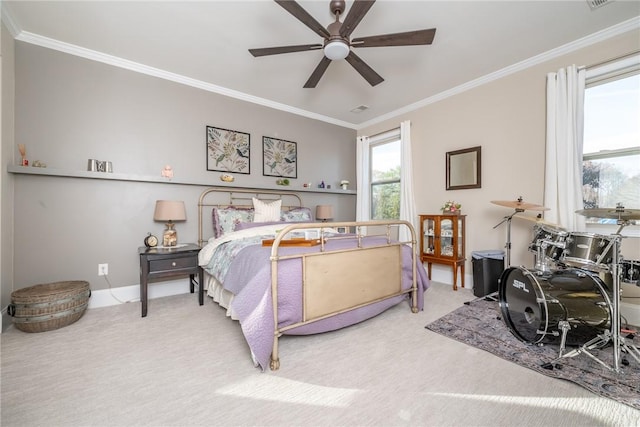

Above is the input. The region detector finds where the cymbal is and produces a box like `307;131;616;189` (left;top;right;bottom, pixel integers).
515;215;562;228
575;208;640;220
491;199;549;211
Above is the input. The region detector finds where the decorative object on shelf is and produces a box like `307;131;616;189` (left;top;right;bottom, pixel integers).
441;201;462;214
18;144;28;166
276;178;290;186
143;232;158;248
88;160;113;173
31;160;46;168
153;200;187;247
161;165;174;179
206;125;250;174
340;180;349;190
315;205;333;222
263;136;297;178
220;173;234;182
318;180;325;189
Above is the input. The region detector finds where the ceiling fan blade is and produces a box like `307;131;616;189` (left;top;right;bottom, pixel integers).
275;0;330;39
344;51;384;87
352;28;436;48
249;44;323;57
340;0;376;39
304;56;332;88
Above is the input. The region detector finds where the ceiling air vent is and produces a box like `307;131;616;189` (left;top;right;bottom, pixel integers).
350;105;369;114
587;0;613;10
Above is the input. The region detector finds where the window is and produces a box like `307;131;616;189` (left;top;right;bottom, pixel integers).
583;61;640;224
370;131;401;220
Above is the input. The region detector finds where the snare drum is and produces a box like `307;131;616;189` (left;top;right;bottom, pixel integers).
621;259;640;285
561;232;615;271
528;224;567;262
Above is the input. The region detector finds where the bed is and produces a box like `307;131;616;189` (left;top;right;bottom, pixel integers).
197;187;429;370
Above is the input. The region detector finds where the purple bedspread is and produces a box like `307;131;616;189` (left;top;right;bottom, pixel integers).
216;236;429;370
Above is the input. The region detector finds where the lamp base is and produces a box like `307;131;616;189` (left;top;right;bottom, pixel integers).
163;222;178;247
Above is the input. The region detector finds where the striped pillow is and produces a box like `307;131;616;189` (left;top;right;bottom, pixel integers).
252;198;282;222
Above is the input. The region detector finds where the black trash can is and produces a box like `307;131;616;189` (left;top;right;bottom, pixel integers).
472;250;505;297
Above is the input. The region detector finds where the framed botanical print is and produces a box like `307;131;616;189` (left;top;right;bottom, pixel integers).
262;136;297;178
206;126;250;174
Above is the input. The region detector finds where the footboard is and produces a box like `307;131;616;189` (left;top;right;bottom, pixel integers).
268;220;419;370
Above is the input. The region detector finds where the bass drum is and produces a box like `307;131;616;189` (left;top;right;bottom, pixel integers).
499;266;612;345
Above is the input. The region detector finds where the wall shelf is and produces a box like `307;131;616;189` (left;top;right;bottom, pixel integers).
7;165;357;195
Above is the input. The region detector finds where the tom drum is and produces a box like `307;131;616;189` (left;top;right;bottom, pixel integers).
528;224;567;262
561;232;615;271
499;266;612;345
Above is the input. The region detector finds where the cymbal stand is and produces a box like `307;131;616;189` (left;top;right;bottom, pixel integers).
493;209;524;267
545;233;640;373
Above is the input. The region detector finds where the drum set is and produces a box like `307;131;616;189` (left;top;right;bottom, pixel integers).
492;198;640;373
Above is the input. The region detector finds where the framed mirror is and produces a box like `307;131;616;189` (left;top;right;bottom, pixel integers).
446;146;481;190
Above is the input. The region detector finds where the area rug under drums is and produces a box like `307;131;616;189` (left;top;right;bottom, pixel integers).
426;298;640;410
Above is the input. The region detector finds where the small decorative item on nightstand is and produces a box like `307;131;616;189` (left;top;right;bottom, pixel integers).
153;200;187;247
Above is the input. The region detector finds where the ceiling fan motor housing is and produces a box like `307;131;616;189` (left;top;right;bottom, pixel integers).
324;20;349;60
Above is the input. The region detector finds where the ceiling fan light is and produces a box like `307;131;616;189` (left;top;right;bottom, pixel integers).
324;40;349;60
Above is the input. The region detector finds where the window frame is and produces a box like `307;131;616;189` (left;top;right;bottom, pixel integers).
583;54;640;236
369;129;401;220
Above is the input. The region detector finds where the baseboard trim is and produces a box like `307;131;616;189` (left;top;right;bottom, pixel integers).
88;279;192;309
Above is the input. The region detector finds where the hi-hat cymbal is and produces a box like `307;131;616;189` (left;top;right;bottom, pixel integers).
575;208;640;220
515;215;562;228
491;199;549;211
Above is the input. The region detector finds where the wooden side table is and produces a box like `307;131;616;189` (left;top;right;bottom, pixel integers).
138;243;203;317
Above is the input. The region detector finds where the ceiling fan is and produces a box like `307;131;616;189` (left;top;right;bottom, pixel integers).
249;0;436;88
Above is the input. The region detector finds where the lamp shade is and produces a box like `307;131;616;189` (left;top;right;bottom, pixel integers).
153;200;186;222
315;205;334;221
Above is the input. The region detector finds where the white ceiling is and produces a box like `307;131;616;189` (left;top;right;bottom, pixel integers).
3;1;640;129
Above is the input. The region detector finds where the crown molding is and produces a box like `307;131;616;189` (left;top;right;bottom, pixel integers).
356;16;640;130
3;4;638;131
11;30;357;130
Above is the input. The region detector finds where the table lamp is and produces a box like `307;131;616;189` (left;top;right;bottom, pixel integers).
316;205;333;222
154;200;186;246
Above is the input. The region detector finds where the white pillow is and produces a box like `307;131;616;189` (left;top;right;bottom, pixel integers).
252;197;282;222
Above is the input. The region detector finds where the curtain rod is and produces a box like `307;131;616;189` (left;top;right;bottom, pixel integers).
362;127;400;140
581;49;640;70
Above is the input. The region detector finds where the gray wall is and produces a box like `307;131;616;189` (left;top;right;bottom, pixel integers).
4;40;357;308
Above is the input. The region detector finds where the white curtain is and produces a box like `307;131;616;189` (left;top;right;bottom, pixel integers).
399;120;417;242
356;135;371;221
544;65;586;231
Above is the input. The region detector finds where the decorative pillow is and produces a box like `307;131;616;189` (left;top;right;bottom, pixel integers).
281;207;313;222
252;198;282;222
212;206;254;238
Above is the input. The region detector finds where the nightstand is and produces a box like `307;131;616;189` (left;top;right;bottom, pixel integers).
138;243;203;317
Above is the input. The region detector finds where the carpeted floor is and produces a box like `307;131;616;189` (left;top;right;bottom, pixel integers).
426;297;640;411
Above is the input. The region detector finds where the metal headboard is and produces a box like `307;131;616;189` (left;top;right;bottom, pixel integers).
197;187;303;246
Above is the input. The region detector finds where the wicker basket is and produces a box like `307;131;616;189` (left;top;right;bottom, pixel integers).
8;281;91;333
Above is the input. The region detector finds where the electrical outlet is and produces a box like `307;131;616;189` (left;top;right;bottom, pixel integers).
98;263;108;276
